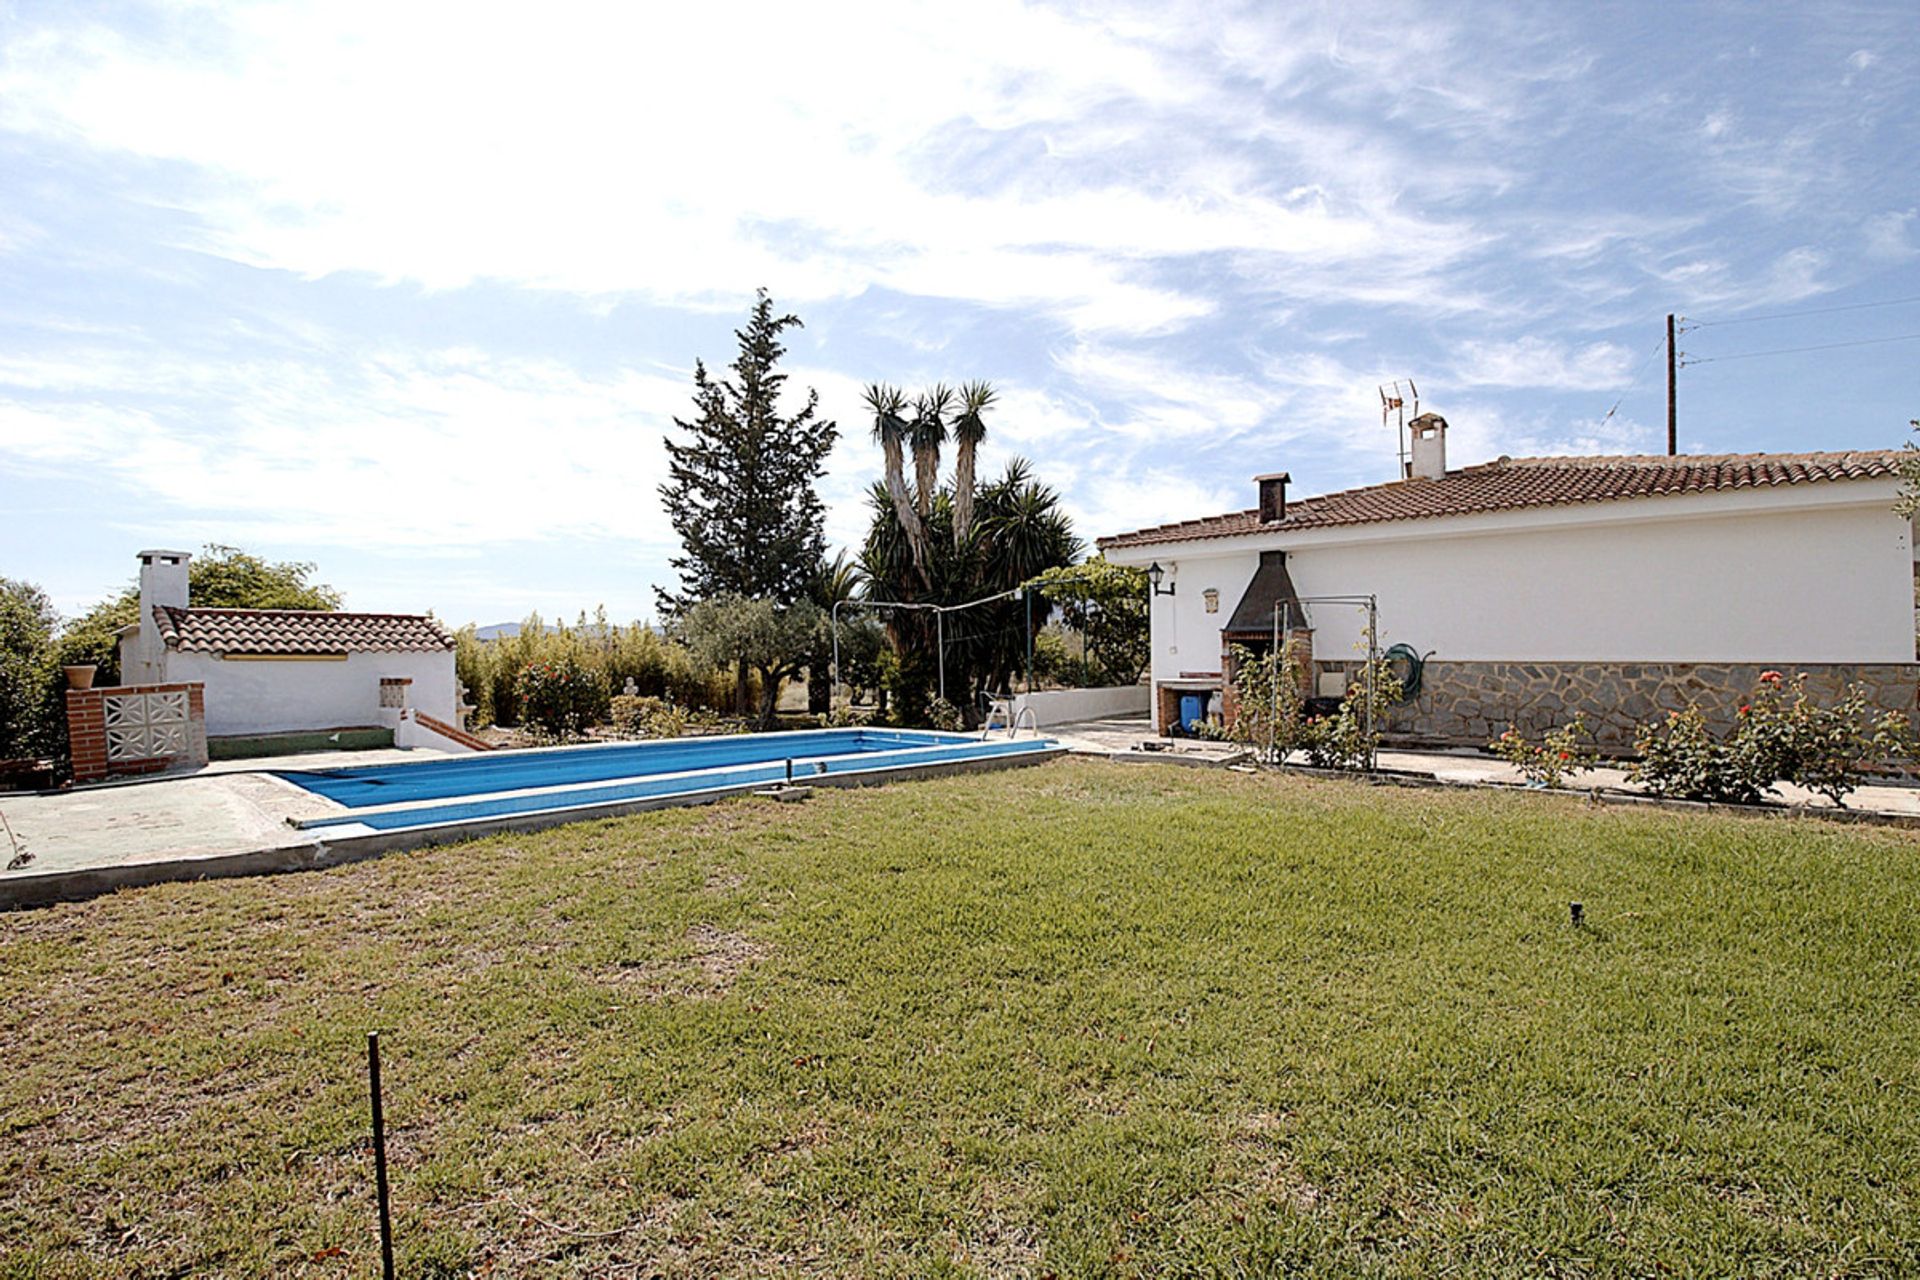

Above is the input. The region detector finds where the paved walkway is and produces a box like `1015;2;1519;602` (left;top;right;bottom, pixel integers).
1044;714;1920;820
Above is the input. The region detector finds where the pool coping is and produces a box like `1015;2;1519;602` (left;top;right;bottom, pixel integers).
280;727;1048;825
0;744;1067;910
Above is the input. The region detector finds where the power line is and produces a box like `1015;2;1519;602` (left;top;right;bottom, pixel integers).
1688;294;1920;328
1597;330;1672;424
1682;330;1920;367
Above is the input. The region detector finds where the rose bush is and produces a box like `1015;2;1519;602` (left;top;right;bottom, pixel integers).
518;655;610;741
1629;672;1911;807
1489;716;1599;788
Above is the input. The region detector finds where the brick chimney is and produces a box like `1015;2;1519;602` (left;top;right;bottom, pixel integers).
124;549;192;685
1255;472;1290;523
1408;413;1448;480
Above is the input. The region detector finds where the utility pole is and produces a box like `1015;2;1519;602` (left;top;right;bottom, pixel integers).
1665;313;1677;456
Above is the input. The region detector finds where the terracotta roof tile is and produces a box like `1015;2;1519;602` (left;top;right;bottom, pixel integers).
154;607;454;655
1097;450;1906;550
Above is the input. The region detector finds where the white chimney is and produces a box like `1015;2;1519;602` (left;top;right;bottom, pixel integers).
1408;413;1448;480
124;549;192;685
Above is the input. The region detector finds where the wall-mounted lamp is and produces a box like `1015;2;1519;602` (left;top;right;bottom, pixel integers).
1147;562;1176;597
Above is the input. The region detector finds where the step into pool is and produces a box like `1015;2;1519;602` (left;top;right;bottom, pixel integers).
277;727;1059;834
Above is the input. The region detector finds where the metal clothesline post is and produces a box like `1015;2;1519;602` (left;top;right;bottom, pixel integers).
1365;596;1379;771
1025;588;1034;698
829;564;1128;718
1267;594;1379;772
830;598;849;712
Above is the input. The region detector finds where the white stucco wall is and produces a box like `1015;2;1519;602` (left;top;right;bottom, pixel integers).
1010;685;1151;726
1114;480;1915;673
1142;556;1260;683
166;650;459;737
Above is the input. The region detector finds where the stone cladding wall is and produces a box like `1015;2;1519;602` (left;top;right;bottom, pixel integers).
1334;660;1920;753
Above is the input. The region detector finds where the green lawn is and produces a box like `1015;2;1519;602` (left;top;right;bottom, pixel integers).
4;759;1918;1278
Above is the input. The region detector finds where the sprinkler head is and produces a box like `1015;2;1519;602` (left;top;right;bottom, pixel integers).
1570;901;1584;927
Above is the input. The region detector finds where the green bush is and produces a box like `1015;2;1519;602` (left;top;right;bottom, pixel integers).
1634;671;1914;807
880;647;938;728
1489;716;1599;788
1225;642;1308;762
609;694;649;738
609;695;687;740
517;656;608;740
1029;627;1101;689
454;613;737;729
1742;671;1911;805
1628;706;1767;804
1301;658;1404;772
0;578;63;761
926;697;964;732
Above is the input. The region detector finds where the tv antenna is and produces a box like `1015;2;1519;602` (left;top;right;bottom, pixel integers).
1380;379;1419;478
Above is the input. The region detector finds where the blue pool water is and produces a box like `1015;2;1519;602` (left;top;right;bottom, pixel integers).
277;728;1054;833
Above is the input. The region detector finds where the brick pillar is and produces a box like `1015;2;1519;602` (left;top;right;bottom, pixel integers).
66;689;108;783
1286;629;1314;697
1220;646;1240;730
1219;630;1314;733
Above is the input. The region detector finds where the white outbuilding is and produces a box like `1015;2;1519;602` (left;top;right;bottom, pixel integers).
116;549;466;749
1099;416;1918;748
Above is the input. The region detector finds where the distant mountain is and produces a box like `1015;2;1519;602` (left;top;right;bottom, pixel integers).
472;621;554;642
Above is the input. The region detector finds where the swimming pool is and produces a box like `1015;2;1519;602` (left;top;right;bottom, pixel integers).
277;727;1058;834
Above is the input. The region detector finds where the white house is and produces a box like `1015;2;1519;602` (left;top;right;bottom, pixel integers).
1099;416;1918;747
116;549;465;745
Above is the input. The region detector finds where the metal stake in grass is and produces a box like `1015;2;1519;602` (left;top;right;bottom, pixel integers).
1570;901;1584;928
367;1032;396;1280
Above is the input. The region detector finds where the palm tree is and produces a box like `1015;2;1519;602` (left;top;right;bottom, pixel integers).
860;442;1079;720
864;383;928;585
908;384;953;520
951;381;996;546
979;460;1079;590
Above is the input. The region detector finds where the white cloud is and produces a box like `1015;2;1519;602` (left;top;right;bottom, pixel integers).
0;346;694;553
1055;344;1272;440
0;0;1494;336
1437;401;1656;464
1452;337;1633;391
1864;210;1916;261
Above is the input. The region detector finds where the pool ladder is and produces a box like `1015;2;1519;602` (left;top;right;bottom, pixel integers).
980;696;1039;740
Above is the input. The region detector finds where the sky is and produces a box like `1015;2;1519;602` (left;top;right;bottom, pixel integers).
2;1;1917;626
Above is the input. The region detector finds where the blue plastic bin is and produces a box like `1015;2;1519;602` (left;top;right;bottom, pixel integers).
1179;694;1204;733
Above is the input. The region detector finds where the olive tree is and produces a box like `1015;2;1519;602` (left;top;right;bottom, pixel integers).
678;595;820;730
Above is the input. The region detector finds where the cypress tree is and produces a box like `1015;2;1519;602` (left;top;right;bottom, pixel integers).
657;290;839;617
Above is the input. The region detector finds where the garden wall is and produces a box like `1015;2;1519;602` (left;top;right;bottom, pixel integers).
66;682;208;783
1011;684;1149;727
1357;660;1920;752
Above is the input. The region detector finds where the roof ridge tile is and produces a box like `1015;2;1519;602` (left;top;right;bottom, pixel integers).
1097;449;1904;550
